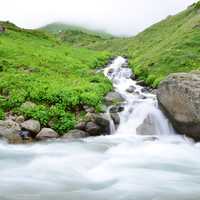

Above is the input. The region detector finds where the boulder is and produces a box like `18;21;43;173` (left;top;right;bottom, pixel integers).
136;115;157;135
21;119;41;135
75;122;86;130
110;105;124;113
0;120;22;144
36;128;58;140
62;129;89;139
126;85;136;93
85;113;111;135
157;72;200;140
104;92;125;105
85;122;101;136
15;115;25;124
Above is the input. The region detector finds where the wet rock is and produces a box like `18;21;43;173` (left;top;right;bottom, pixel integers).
107;68;114;75
157;72;200;141
136;115;157;135
21;119;41;135
130;74;136;80
3;132;23;144
110;105;124;113
85;113;111;135
126;85;136;93
36;128;58;140
75;122;86;131
104;92;125;105
62;129;89;139
15;115;25;124
85;122;101;136
111;113;120;126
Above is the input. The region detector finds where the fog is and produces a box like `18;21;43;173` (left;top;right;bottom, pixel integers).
0;0;198;36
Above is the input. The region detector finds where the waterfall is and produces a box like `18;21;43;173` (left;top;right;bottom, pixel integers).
104;56;175;136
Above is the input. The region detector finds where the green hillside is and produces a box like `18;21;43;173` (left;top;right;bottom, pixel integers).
0;21;111;134
58;2;200;87
40;22;113;38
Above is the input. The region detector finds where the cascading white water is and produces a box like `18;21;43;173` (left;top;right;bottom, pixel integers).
0;57;200;200
104;56;175;136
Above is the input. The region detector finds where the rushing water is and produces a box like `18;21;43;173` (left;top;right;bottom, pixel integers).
1;57;200;200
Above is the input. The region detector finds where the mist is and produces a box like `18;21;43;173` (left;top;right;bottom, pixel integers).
0;0;198;36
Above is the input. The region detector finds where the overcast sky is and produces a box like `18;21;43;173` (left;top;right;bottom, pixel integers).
0;0;198;36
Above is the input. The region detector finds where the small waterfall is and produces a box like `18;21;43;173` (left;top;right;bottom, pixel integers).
104;56;175;136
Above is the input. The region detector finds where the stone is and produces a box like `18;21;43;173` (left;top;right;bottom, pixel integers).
0;120;23;144
110;105;124;113
104;92;125;105
62;129;89;139
21;119;41;135
126;85;136;93
137;80;146;87
85;122;101;136
75;122;86;130
36;128;58;140
157;72;200;140
136;115;157;135
85;113;111;135
130;74;136;80
83;105;95;113
15;115;25;124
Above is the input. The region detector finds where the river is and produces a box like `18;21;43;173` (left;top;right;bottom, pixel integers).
0;57;200;200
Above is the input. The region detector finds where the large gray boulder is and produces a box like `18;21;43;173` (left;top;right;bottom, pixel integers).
104;92;125;105
157;72;200;140
136;114;157;135
36;128;58;140
21;119;41;135
85;113;111;135
85;122;101;136
62;129;89;139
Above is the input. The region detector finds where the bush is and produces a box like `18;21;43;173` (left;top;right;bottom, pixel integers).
0;109;5;120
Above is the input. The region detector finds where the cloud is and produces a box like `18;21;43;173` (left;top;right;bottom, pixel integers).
0;0;198;36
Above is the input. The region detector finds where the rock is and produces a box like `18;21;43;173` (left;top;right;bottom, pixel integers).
3;132;23;144
111;113;120;126
107;68;114;75
157;72;200;140
62;129;89;139
130;74;136;80
15;116;25;124
75;122;86;130
110;105;124;113
0;25;5;33
126;85;136;93
0;120;22;144
36;128;58;140
104;92;125;105
85;122;101;136
136;115;157;135
21;119;41;135
85;113;111;135
20;101;36;110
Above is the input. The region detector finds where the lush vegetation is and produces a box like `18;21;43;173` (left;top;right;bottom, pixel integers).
0;21;112;134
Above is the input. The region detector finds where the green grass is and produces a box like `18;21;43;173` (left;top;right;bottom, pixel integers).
0;21;112;134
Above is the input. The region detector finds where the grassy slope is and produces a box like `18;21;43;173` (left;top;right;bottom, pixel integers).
0;21;112;134
57;2;200;87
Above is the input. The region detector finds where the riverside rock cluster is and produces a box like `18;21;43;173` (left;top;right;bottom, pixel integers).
0;91;124;144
